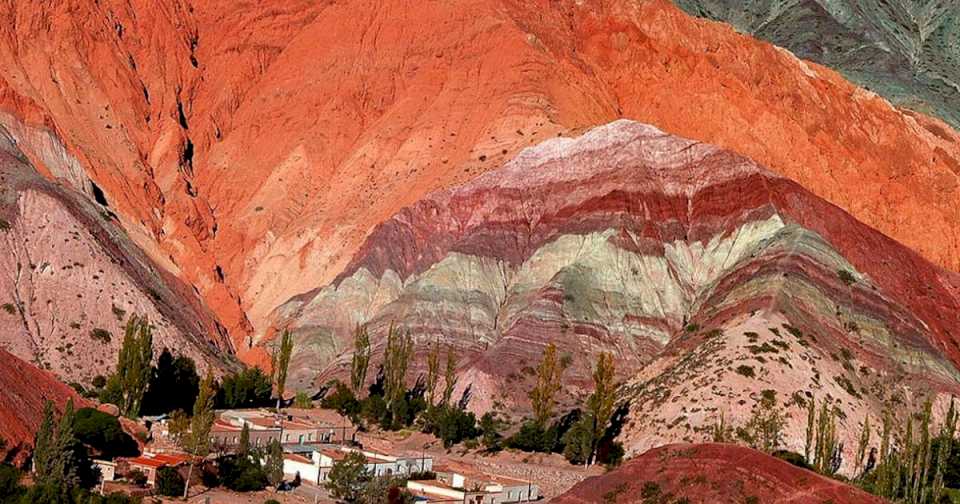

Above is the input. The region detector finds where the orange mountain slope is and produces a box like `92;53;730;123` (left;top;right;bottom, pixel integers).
0;348;85;464
0;0;957;357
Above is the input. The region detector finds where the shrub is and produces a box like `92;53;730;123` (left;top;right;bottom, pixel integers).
837;269;856;286
0;218;9;232
1;303;14;315
155;466;185;497
321;381;360;417
216;368;272;409
421;405;479;448
127;469;147;487
73;407;139;459
0;463;23;501
735;365;756;378
294;391;313;409
89;328;112;343
772;449;812;470
218;454;268;492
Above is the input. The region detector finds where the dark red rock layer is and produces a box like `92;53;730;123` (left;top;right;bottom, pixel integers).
552;443;888;503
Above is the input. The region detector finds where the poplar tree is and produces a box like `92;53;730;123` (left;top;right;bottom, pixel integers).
805;397;816;463
238;422;250;455
32;401;55;481
182;371;216;498
586;353;617;465
350;324;372;396
932;398;957;503
442;344;458;407
274;329;294;411
383;324;413;413
530;343;564;426
103;315;154;417
855;415;871;477
426;340;441;408
264;440;284;487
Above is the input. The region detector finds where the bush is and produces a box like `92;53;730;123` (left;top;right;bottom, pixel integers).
322;381;360;417
772;450;812;470
141;349;200;416
89;328;112;343
155;466;185;497
422;405;479;448
294;391;313;409
73;408;138;459
216;368;273;409
126;469;147;487
0;463;23;502
218;454;268;492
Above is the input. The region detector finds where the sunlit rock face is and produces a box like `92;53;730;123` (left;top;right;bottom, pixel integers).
272;121;960;467
2;0;960;356
0;126;238;386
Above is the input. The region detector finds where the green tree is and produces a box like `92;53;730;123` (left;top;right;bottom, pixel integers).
383;324;413;416
737;392;785;454
238;423;250;456
294;391;313;409
155;466;185;497
32;401;56;483
585;353;617;465
72;408;138;459
441;344;458;407
182;371;216;498
932;398;957;503
325;451;369;502
141;349;200;416
350;324;372;396
480;412;505;451
216;367;273;408
425;340;441;407
804;397;816;463
274;330;294;411
264;440;284;487
855;415;872;477
529;343;564;426
101;315;154;417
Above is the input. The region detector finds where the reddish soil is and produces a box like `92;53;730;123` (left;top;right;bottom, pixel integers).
552;443;889;503
0;348;85;465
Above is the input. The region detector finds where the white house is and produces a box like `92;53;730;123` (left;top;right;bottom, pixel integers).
407;464;540;503
281;446;433;484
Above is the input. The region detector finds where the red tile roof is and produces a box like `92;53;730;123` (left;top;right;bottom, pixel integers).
124;452;192;469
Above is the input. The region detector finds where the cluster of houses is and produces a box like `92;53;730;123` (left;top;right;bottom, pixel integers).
99;408;539;502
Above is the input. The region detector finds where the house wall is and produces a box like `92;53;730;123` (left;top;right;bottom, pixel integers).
283;458;321;485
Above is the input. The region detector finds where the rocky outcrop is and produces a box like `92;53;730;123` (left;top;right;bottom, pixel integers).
552;443;887;503
674;0;960;129
274;120;960;473
0;124;238;385
0;348;85;465
1;0;958;356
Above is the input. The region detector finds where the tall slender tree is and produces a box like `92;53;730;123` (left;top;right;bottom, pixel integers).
32;401;55;481
182;371;216;498
425;340;441;408
238;422;251;456
855;415;871;477
350;324;372;396
529;343;564;426
103;315;154;417
932;398;957;503
586;353;617;465
441;344;458;407
274;329;294;411
383;324;413;413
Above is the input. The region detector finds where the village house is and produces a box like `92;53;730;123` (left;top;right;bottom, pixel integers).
281;446;433;485
406;463;540;504
92;459;117;482
118;452;192;486
209;408;357;450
